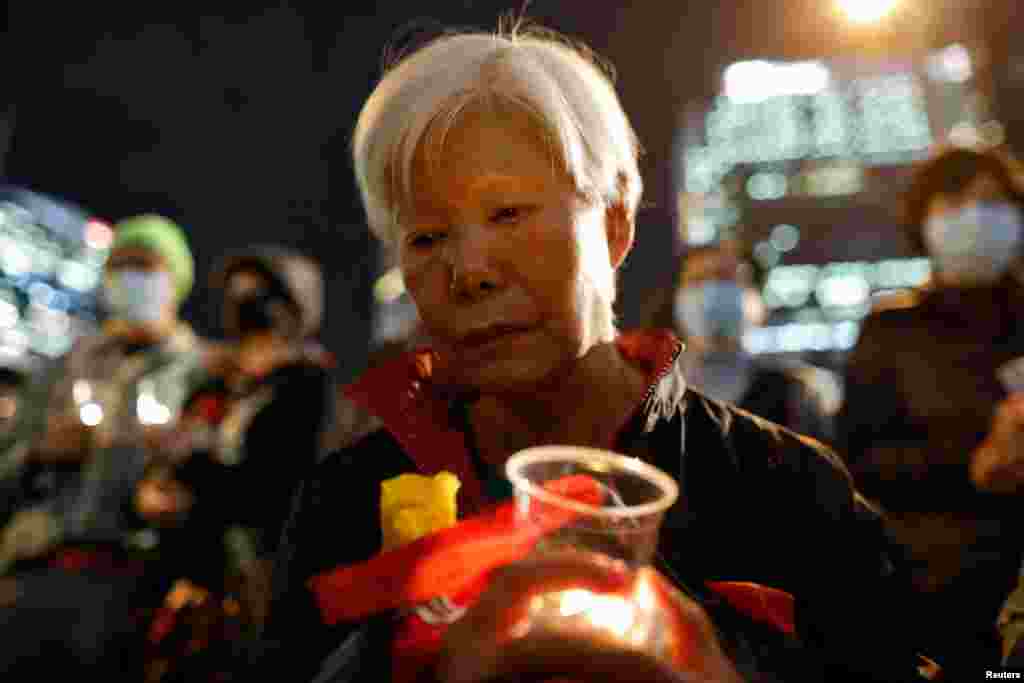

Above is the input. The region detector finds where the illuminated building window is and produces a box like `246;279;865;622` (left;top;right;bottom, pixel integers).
927;44;973;84
769;224;800;252
753;242;781;269
686;216;718;246
747;173;788;201
683;56;944;212
0;189;107;358
748;258;932;354
853;73;933;163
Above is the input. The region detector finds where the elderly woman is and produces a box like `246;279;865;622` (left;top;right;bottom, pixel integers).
264;26;933;683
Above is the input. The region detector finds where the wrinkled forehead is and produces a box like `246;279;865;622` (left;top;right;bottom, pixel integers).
397;100;571;221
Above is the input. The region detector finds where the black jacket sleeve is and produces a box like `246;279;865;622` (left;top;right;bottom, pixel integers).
260;430;413;682
658;396;932;682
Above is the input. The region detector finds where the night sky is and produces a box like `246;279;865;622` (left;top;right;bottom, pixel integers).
3;2;1019;379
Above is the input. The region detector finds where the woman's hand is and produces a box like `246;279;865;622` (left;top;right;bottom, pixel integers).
437;550;742;683
971;393;1024;493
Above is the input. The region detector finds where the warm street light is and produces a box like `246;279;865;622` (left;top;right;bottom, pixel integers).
837;0;900;24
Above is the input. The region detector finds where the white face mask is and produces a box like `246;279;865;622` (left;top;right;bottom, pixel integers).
675;281;752;340
924;201;1023;286
103;270;175;324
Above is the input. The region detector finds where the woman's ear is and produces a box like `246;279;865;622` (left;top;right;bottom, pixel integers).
605;201;635;270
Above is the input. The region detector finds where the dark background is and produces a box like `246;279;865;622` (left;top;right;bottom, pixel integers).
3;1;1022;380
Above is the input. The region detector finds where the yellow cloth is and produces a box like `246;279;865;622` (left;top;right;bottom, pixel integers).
380;472;460;550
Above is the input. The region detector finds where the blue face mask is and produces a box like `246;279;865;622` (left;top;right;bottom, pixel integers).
675;281;749;340
924;201;1023;285
103;270;175;323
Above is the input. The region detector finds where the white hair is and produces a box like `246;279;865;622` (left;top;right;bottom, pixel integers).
352;27;642;342
354;28;642;239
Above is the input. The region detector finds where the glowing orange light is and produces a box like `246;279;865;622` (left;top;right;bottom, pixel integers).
837;0;900;24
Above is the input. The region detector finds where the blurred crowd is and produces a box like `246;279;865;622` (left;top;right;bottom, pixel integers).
2;18;1024;683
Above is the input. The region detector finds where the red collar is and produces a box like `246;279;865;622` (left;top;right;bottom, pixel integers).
344;329;683;516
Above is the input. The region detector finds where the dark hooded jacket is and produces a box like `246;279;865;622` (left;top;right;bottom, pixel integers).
837;275;1024;676
162;248;335;586
263;330;934;683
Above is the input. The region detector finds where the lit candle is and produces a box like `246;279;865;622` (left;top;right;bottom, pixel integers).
527;572;661;649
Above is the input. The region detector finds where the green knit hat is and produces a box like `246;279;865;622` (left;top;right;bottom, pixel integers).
111;214;194;302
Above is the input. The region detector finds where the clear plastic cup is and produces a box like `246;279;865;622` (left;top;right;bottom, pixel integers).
504;446;680;652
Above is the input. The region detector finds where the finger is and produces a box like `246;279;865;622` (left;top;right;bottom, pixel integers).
637;568;722;670
440;551;635;681
638;568;706;621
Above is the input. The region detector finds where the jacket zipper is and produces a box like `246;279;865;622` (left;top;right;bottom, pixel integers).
642;339;685;405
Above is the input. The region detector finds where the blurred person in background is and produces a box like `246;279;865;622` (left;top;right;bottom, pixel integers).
133;245;335;681
0;214;207;680
973;391;1024;667
319;336;416;455
264;24;936;683
0;356;43;527
837;145;1024;677
646;241;838;444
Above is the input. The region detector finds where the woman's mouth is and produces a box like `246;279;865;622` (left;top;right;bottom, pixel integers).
456;324;534;352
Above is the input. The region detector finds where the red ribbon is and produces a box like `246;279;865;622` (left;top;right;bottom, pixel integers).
308;474;603;625
307;471;796;683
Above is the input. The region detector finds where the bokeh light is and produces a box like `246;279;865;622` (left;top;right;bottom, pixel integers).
837;0;900;25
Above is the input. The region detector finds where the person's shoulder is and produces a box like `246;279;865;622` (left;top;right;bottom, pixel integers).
295;428;414;531
846;289;936;359
870;287;923;315
314;427;414;485
861;288;931;331
755;359;843;416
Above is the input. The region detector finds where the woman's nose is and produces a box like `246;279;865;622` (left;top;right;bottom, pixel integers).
447;229;504;301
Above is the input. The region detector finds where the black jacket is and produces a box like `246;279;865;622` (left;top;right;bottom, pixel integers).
837;278;1024;675
161;360;334;589
264;331;931;682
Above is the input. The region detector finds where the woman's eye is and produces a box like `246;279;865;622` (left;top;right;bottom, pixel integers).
407;232;447;250
491;207;525;224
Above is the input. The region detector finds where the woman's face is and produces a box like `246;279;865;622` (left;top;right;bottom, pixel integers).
223;269;283;342
675;249;765;340
922;170;1024;285
397;105;632;394
101;246;178;330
